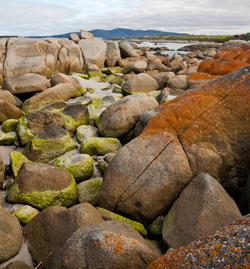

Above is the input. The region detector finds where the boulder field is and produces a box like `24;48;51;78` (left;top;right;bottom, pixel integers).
0;32;249;268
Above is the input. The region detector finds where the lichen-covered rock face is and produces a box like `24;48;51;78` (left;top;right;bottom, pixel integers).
52;220;159;269
122;73;159;94
60;104;89;136
98;93;159;137
147;214;250;269
2;38;84;80
97;207;147;236
80;137;122;156
2;73;51;96
22;82;84;113
0;207;23;263
25;203;103;267
0;100;24;123
0;153;4;184
105;41;121;67
23;123;75;162
16;112;65;146
77;177;103;205
10;151;31;178
78;38;107;70
98;66;250;224
162;173;242;249
53;154;93;183
12;205;39;225
0;131;15;145
6;162;77;209
1;119;18;133
76;125;99;143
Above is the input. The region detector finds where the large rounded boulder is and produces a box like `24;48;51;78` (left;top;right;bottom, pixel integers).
98;66;250;223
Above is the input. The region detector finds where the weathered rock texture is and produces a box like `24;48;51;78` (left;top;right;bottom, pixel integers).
147;214;250;268
162;173;242;249
2;38;83;81
99;66;250;223
53;220;159;269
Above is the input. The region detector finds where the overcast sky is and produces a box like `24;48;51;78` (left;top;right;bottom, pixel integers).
1;0;250;36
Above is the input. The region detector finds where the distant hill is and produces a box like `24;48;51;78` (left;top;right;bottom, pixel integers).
27;28;187;39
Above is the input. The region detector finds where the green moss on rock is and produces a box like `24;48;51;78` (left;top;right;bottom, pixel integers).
97;207;147;236
77;177;103;205
1;119;18;133
80;137;122;156
0;131;15;145
12;205;39;225
16;116;34;146
10;151;31;178
7;176;77;210
53;154;93;183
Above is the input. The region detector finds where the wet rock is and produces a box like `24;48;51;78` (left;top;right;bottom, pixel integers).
6;162;77;209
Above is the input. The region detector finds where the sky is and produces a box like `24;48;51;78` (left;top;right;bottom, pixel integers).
0;0;250;36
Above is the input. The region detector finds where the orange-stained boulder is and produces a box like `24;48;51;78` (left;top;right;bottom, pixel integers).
147;214;250;269
187;72;220;89
213;47;243;60
207;58;248;75
237;49;250;63
197;58;214;73
98;66;250;223
240;43;250;52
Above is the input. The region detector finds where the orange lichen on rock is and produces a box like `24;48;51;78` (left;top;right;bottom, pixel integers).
147;214;250;269
187;72;220;81
207;58;248;76
237;49;250;63
213;47;243;60
197;58;215;73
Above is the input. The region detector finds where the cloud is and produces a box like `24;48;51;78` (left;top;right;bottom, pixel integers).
0;0;249;36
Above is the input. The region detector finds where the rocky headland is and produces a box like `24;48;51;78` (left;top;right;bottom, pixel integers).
0;31;250;268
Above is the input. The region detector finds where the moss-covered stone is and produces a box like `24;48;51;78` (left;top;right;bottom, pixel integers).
10;151;31;178
53;154;93;183
6;175;77;210
97;207;147;236
0;131;15;145
76;125;99;143
12;205;39;225
147;215;165;238
16;116;35;146
80;137;122;156
1;119;18;133
149;90;162;100
60;104;89;136
23;123;76;162
77;177;103;205
105;75;123;85
98;159;109;174
87;104;99;121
